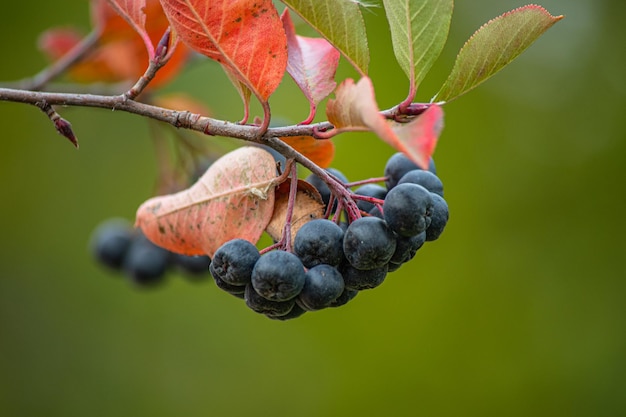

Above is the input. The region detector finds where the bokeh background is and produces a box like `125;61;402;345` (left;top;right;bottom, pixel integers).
1;1;624;416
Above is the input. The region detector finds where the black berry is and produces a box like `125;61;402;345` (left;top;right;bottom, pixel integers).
343;217;397;270
339;262;388;290
297;264;345;310
383;183;433;237
293;219;344;268
354;184;387;213
90;218;134;270
210;239;260;286
426;193;449;241
384;152;436;190
251;250;306;301
397;169;444;197
244;284;295;317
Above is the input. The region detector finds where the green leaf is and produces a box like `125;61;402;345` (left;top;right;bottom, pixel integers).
281;0;369;75
435;5;564;103
382;0;453;91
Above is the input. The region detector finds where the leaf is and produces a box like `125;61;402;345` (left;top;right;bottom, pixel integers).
39;0;188;85
281;135;335;169
159;0;288;103
281;9;339;124
382;0;453;94
390;104;444;169
265;180;325;246
435;5;564;102
105;0;154;58
135;147;280;257
326;77;441;169
281;0;369;76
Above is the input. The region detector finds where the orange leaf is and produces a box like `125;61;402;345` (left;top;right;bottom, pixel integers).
135;147;280;257
327;77;442;169
281;136;335;169
105;0;154;57
159;0;288;102
281;9;339;124
38;0;189;85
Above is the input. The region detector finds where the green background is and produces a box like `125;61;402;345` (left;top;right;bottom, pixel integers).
1;1;624;416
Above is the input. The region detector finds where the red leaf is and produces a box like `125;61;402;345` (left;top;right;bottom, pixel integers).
105;0;154;58
390;105;444;169
326;77;442;169
281;9;339;124
281;136;335;169
135;147;280;257
159;0;288;103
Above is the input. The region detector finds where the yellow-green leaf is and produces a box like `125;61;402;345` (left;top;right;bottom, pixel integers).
435;5;564;103
382;0;453;91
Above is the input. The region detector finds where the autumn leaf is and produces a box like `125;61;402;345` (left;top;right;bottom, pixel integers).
105;0;154;58
265;180;325;246
435;5;564;102
382;0;453;98
135;147;281;257
39;0;189;86
390;104;444;169
327;77;442;169
281;9;339;125
159;0;288;105
281;135;335;169
281;0;369;75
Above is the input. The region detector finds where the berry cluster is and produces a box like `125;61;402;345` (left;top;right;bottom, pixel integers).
90;218;211;287
209;152;449;320
90;152;449;319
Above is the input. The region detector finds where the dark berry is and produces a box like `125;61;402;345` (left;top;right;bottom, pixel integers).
210;239;260;286
390;232;426;264
305;168;349;210
268;303;307;321
384;152;436;190
172;254;211;278
123;232;170;287
328;288;359;307
397;169;444;197
90;218;134;270
343;217;396;270
297;264;345;310
387;262;402;272
251;250;306;301
384;183;433;237
293;219;344;268
213;275;246;298
245;284;295;317
339;262;388;290
354;184;387;213
426;193;449;241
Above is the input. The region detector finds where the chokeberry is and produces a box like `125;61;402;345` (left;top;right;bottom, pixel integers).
293;219;344;268
354;184;387;213
397;169;444;197
383;183;433;237
343;217;397;270
390;232;426;264
305;168;348;210
251;250;306;301
339;262;388;290
384;152;436;190
426;193;449;241
90;218;134;270
210;239;260;286
123;232;170;287
297;264;345;310
245;284;295;317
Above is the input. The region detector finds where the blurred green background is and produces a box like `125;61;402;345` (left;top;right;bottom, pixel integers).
1;1;624;416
